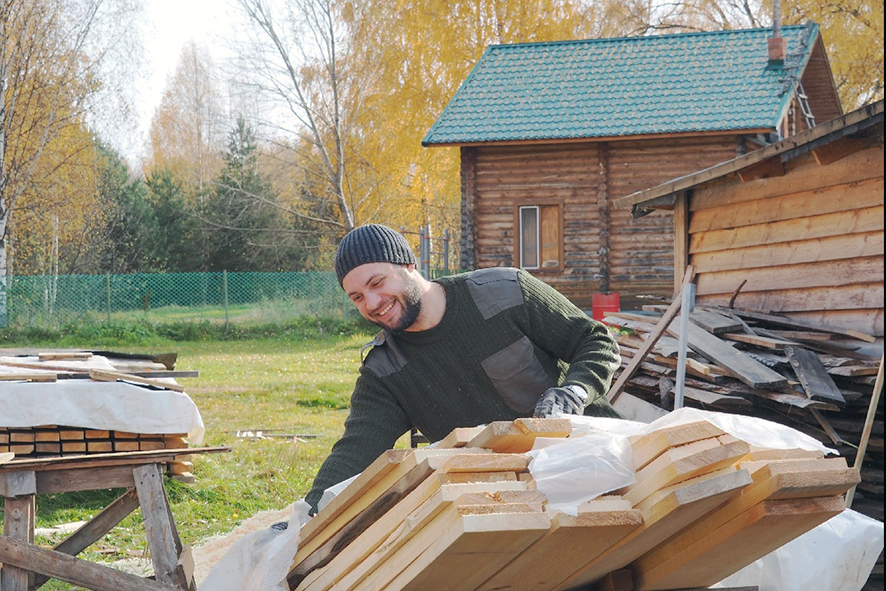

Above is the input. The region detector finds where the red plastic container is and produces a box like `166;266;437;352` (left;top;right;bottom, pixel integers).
592;292;620;323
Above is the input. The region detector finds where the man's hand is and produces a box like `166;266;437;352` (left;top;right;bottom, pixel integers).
533;385;588;418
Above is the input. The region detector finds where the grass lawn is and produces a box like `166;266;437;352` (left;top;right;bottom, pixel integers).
1;321;412;588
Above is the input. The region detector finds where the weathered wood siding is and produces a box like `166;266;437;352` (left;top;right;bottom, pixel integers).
462;136;740;308
606;137;739;297
465;143;602;305
690;145;885;336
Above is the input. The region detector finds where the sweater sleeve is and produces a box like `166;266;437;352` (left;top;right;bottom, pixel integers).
305;372;411;513
516;271;623;415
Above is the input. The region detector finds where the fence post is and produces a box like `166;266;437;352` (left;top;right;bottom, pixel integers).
106;273;111;323
443;229;450;275
420;226;431;279
223;270;229;331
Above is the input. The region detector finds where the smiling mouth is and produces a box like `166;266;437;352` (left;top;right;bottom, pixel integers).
376;301;395;318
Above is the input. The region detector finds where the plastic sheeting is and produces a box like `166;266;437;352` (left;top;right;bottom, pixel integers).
199;408;880;591
200;502;311;591
712;509;885;591
0;356;205;444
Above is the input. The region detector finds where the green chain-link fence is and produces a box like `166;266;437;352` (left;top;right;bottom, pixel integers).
6;272;357;328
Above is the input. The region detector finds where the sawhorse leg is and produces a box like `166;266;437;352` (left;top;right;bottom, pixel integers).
133;464;195;591
1;471;36;591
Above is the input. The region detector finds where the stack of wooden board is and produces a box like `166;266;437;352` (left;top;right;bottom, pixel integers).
285;418;860;591
605;306;883;528
0;348;198;481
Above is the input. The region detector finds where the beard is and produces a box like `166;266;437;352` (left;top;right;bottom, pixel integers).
375;268;423;334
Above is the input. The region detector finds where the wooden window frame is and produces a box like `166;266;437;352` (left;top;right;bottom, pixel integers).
515;201;564;273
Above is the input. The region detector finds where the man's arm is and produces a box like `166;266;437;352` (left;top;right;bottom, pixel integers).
305;375;411;513
517;271;623;417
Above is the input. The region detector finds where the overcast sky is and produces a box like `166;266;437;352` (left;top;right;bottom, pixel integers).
134;0;239;162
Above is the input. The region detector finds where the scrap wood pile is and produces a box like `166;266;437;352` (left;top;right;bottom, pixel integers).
285;417;859;591
0;349;196;479
602;304;883;588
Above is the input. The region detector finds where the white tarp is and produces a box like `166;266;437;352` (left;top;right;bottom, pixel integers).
199;408;881;591
0;355;204;444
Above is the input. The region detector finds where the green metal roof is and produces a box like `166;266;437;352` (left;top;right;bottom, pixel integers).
423;24;819;146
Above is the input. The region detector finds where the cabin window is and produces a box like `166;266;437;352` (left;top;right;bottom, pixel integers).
518;205;561;271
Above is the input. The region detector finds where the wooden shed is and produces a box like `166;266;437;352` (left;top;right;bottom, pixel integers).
423;24;842;308
616;100;884;337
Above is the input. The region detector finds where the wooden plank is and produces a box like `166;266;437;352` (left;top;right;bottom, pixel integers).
631;496;845;590
290;449;411;551
689;311;744;334
813;135;871;165
0;535;181;591
720;307;878;342
553;468;753;590
292;468;536;586
1;487;35;591
32;488;141;588
628;455;858;586
0;470;36;498
0;447;228;472
440;453;531;474
0;373;57;382
36;465;136;494
743;447;824;462
386;511;552;591
690;231;884;274
667;321;789;389
88;368;185;392
133;463;189;589
38;352;93;361
628;421;726;471
344;503;519;591
785;346;846;406
721;332;800;350
672;386;753;409
294;479;532;591
291;448;482;578
435;426;486;449
623;436;750;507
689;146;884;212
475;508;644;591
696;257;884;298
689;177;884;233
466;419;571;453
690;205;884;254
607;267;696;403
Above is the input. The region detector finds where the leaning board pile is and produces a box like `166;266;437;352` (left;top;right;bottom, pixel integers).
286;418;859;591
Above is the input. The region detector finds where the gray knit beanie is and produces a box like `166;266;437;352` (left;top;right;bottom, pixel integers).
334;224;417;285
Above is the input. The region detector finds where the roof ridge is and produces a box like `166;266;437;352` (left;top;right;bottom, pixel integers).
486;23;810;51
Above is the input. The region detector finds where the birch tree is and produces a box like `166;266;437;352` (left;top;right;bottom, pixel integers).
0;0;140;325
236;0;364;236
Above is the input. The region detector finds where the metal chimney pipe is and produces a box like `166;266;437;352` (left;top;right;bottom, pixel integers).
768;0;786;64
772;0;782;38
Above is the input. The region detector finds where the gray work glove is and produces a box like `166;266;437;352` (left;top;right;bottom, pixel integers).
533;384;588;418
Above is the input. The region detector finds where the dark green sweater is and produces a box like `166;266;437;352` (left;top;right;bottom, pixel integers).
305;268;621;511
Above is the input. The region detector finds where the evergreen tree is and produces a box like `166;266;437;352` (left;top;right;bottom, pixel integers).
203;117;310;271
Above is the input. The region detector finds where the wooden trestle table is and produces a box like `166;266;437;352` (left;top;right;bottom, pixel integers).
0;446;230;591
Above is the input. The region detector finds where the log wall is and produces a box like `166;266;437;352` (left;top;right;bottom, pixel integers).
462;136;740;308
690;144;885;336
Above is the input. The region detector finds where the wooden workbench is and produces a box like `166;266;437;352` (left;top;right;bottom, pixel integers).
0;446;230;591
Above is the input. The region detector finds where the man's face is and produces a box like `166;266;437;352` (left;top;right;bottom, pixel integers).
342;262;423;333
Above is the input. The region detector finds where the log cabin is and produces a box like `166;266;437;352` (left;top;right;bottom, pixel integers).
423;23;842;309
615;100;884;337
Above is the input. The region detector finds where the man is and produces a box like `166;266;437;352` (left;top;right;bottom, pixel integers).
304;224;622;513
